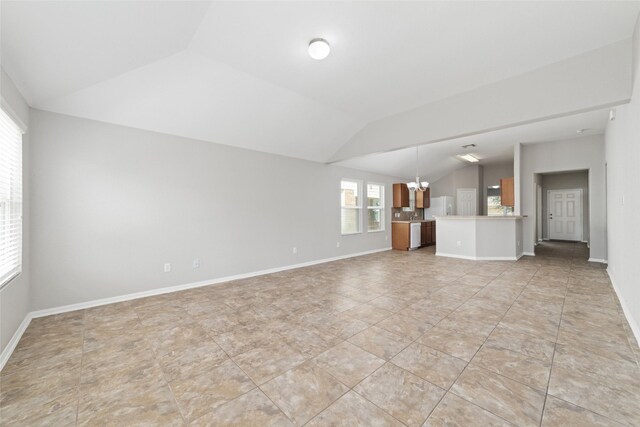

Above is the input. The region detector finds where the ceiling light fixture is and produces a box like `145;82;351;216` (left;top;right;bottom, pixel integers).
459;154;479;163
308;38;330;60
406;146;429;192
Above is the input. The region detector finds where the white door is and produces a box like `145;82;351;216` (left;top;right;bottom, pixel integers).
548;189;582;241
456;188;477;216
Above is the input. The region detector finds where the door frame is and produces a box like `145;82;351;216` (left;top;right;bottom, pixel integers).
456;188;478;216
547;188;583;241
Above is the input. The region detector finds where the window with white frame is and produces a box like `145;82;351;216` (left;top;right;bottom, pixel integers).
0;108;23;289
341;180;362;234
367;183;385;232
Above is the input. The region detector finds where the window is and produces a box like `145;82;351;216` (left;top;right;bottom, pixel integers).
341;180;362;234
0;108;23;288
487;186;514;216
367;183;385;232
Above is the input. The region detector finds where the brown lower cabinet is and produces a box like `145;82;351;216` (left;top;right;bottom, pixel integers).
392;221;436;251
392;223;411;251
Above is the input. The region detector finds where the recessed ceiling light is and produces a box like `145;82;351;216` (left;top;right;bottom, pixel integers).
459;154;479;163
308;38;330;60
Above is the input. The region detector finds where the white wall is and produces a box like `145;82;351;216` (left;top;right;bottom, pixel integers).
331;40;632;162
430;164;484;214
0;68;30;355
604;14;640;341
541;171;589;242
28;110;403;311
520;135;606;260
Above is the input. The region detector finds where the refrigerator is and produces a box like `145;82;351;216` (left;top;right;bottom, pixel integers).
424;196;455;219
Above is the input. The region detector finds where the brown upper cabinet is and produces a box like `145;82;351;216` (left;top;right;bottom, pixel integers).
500;177;515;207
416;188;431;209
393;183;410;208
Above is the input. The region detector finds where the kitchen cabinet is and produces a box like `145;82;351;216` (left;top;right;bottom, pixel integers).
393;183;410;208
420;221;436;247
500;177;515;207
392;222;410;250
416;188;431;209
392;221;436;251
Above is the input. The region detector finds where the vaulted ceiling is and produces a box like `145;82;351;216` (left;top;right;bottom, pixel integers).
1;1;639;164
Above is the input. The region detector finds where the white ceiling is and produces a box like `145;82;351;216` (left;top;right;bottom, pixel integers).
1;1;639;163
335;108;609;181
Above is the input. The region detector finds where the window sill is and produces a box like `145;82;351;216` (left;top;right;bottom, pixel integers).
0;270;22;292
341;232;362;236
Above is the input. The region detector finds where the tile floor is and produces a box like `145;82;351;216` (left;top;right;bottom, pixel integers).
1;242;639;426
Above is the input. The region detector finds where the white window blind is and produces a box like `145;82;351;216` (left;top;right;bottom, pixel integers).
0;108;23;288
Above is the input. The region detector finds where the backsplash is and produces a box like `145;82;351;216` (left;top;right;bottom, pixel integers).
391;208;424;221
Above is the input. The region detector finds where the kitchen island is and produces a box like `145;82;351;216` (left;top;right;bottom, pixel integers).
435;215;524;260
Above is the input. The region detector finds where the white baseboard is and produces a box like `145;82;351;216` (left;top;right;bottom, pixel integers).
0;315;31;371
1;247;391;370
607;268;640;347
588;258;606;263
522;252;536;257
436;252;519;261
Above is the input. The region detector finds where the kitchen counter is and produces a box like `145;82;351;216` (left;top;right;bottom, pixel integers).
435;215;526;220
391;219;435;223
435;215;523;260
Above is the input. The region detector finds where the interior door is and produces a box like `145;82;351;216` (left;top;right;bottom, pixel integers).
456;188;477;216
548;189;582;241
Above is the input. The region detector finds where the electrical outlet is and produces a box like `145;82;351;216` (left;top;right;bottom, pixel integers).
336;242;340;248
193;259;200;269
457;241;462;247
292;247;297;254
164;263;171;273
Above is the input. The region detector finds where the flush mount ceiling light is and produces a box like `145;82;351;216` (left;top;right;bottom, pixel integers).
406;146;429;192
459;154;479;163
308;38;330;60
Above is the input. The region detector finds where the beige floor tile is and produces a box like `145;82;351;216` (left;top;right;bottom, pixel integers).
547;364;640;426
450;365;545;427
306;391;404;427
485;326;556;362
77;382;182;426
348;326;412;360
278;325;341;358
325;315;371;339
190;388;294;426
377;313;434;340
368;295;410;312
312;341;385;387
343;304;393;324
391;343;467;389
159;339;229;382
0;374;79;426
233;343;307;385
213;324;281;356
260;362;349;425
170;359;255;421
471;344;551;391
418;326;486;362
354;363;445;426
541;395;624;427
6;241;640;426
423;392;513;427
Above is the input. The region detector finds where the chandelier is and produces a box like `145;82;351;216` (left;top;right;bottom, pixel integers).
406;146;429;192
